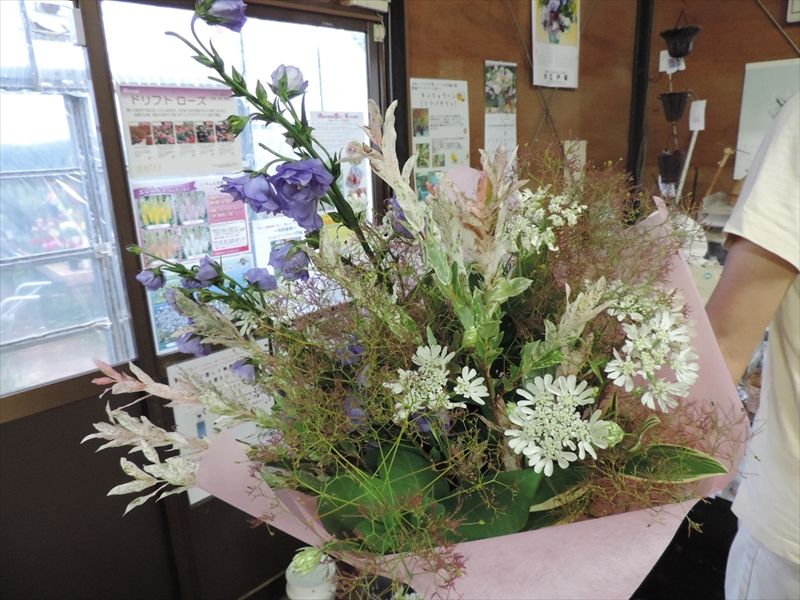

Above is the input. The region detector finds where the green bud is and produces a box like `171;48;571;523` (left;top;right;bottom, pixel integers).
226;114;251;135
127;244;143;255
288;547;326;577
604;421;625;447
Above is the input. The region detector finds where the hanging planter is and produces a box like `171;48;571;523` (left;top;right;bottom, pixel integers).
658;150;685;184
659;91;690;122
660;25;701;58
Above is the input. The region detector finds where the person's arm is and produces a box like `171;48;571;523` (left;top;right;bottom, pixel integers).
706;235;797;384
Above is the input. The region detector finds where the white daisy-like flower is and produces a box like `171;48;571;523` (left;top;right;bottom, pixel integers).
505;376;601;476
605;349;639;392
640;378;688;412
516;373;554;405
453;366;489;405
670;347;700;386
547;374;596;407
579;410;624;460
412;343;455;369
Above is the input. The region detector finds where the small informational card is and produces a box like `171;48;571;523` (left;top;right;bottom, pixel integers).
167;345;272;505
532;0;580;88
119;85;243;179
309;111;372;220
409;78;470;200
484;60;517;156
689;100;707;132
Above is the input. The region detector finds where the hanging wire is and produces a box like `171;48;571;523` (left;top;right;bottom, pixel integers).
503;0;596;150
753;0;800;56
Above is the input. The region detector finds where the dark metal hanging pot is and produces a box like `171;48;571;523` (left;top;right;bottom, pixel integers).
659;91;690;122
658;150;685;184
660;25;701;58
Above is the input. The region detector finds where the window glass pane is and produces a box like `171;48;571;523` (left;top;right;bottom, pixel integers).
101;1;242;87
100;1;372;356
0;329;112;397
28;1;87;86
0;92;79;171
0;1;31;83
0;3;136;398
0;258;108;342
0;175;91;258
241;21;369;170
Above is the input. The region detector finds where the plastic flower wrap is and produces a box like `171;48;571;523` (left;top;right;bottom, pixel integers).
85;6;747;598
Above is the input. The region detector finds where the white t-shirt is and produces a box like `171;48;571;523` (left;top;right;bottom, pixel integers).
725;93;800;564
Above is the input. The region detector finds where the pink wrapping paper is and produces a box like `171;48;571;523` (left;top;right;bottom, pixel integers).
196;204;748;599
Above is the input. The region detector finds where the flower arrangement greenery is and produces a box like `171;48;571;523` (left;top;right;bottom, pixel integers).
85;1;735;595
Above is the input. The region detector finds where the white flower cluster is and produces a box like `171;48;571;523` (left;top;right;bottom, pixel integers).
384;346;490;423
504;186;586;254
605;304;699;412
504;375;619;476
384;343;459;422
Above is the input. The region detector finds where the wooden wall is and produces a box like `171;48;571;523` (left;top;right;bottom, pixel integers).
645;0;800;201
406;0;637;167
405;0;800;201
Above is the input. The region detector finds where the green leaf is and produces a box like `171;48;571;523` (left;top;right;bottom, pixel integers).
376;446;448;500
317;475;376;536
529;465;589;509
444;470;542;542
485;277;532;312
425;241;451;286
425;326;437;348
623;444;727;483
326;211;343;224
354;519;396;554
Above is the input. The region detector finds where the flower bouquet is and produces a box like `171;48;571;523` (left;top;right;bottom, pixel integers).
539;0;578;44
85;3;746;598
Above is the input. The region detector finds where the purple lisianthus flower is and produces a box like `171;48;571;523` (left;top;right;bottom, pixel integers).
388;197;413;239
269;65;308;99
136;268;165;291
221;174;280;214
231;358;256;383
343;395;367;428
177;332;212;357
244;267;277;291
196;0;247;32
335;336;364;366
269;242;310;281
182;255;221;289
164;287;178;310
270;159;333;231
220;174;248;202
412;411;451;434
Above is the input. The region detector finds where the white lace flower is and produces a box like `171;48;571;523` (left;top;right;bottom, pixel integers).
412;343;455;369
386;345;461;423
547;374;596;406
670;347;700;385
504;376;601;476
608;299;699;412
604;349;638;392
641;378;688;412
516;373;554;405
453;366;489;405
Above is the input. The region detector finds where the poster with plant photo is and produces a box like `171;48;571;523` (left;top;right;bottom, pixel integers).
119;85;243;179
532;0;580;88
484;60;517;156
409;78;470;200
